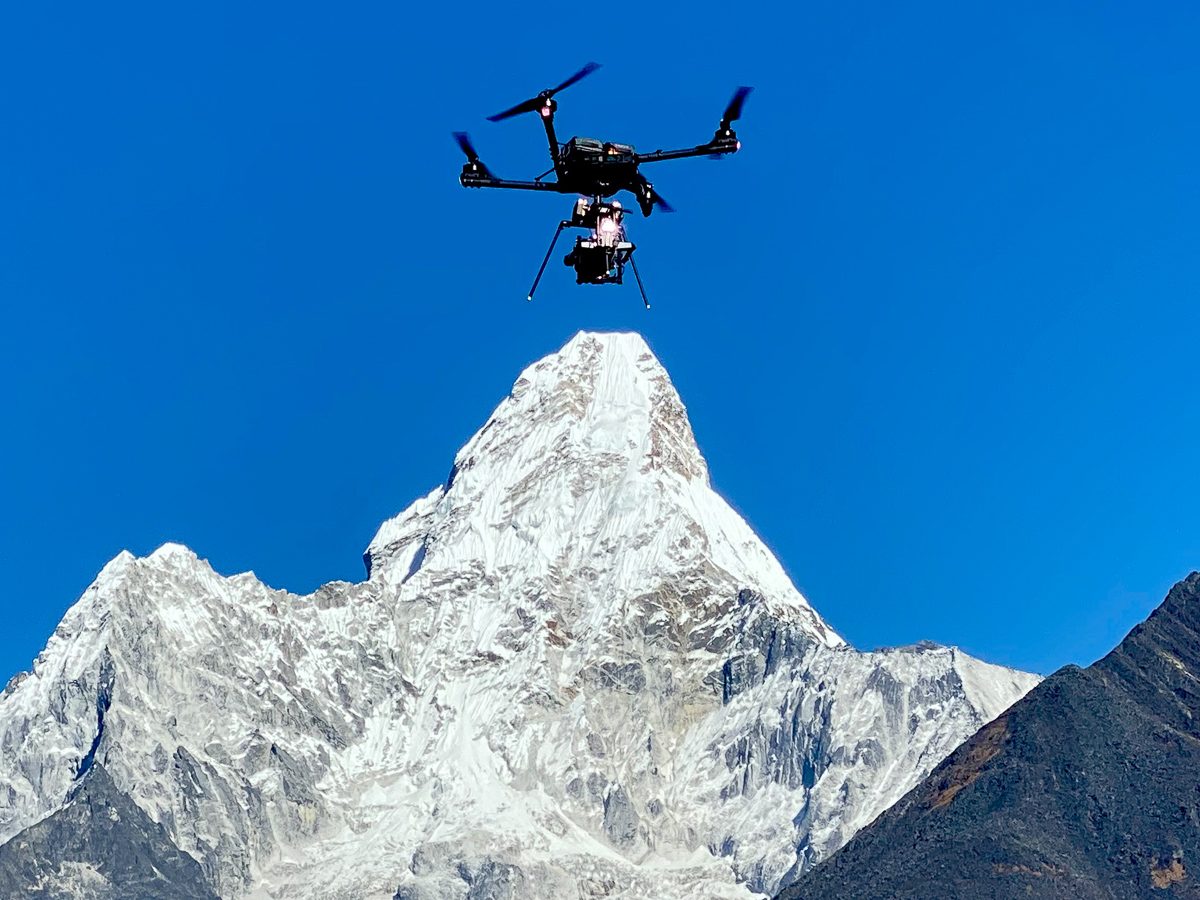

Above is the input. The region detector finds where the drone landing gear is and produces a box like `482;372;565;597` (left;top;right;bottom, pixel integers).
628;252;650;309
525;198;650;308
528;220;570;302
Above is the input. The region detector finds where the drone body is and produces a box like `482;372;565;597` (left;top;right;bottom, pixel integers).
454;64;750;303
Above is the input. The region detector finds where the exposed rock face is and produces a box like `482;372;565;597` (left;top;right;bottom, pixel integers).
0;332;1038;898
779;572;1200;900
0;765;216;900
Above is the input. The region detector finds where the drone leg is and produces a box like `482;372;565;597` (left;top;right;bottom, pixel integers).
628;252;651;309
528;221;568;301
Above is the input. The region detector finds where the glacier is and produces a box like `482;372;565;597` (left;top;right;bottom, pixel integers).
0;331;1039;899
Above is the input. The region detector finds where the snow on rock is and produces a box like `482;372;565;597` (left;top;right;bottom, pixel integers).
0;331;1039;899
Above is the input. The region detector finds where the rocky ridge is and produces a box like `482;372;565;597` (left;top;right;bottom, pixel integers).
779;573;1200;900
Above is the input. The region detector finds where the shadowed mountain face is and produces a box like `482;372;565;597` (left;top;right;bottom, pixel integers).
779;572;1200;900
0;766;216;900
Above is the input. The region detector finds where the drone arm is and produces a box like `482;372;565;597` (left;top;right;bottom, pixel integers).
635;138;739;164
540;109;562;174
636;88;748;163
455;132;568;192
460;173;570;193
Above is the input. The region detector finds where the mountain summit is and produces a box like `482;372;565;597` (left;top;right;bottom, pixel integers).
365;331;838;648
0;332;1037;899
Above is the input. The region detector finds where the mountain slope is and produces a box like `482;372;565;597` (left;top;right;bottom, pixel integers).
779;572;1200;900
0;332;1038;899
0;766;217;900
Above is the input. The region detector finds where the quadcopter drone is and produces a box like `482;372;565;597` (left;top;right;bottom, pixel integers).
453;63;751;307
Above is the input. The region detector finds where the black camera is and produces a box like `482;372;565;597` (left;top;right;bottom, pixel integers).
563;199;634;286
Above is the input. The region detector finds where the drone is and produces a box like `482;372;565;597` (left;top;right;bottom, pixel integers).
453;63;751;307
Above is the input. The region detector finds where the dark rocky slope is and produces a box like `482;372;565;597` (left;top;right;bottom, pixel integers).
0;765;216;900
780;572;1200;900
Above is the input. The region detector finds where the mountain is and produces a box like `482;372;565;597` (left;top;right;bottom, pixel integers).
0;332;1038;899
778;572;1200;900
0;766;218;900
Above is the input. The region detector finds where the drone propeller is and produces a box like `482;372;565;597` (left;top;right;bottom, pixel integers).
633;175;674;215
453;131;492;177
453;131;480;162
720;86;753;130
549;61;602;95
707;86;753;158
648;185;673;213
487;62;602;122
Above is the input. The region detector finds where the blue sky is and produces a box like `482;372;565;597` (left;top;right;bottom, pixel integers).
2;1;1198;678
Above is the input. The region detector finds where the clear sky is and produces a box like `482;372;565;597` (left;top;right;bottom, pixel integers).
2;2;1198;679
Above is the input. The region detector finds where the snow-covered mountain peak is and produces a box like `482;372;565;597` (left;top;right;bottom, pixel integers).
147;542;199;563
462;329;707;484
0;331;1041;900
364;330;835;646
